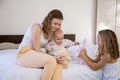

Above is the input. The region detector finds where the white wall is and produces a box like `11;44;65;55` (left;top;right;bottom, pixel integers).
0;0;97;44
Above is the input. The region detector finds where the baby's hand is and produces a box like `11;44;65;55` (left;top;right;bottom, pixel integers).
55;56;66;64
65;45;70;48
48;42;54;46
74;42;80;45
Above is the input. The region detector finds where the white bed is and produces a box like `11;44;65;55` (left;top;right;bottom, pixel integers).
0;35;102;80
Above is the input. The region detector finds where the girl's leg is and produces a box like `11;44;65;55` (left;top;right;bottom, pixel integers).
52;63;62;80
17;50;57;80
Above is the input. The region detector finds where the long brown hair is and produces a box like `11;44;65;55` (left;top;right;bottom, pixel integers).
98;29;119;59
42;9;63;37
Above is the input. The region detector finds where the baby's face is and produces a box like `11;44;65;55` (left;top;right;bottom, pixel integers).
54;34;64;45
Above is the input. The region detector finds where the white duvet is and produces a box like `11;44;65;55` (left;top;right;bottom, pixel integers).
0;44;102;80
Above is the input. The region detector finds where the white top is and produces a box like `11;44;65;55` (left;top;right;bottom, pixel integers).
18;26;50;50
102;58;120;80
45;39;74;55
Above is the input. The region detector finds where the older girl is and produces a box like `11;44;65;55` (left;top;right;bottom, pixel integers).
79;29;120;80
17;9;63;80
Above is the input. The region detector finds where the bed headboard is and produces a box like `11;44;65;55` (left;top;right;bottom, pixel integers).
0;34;75;44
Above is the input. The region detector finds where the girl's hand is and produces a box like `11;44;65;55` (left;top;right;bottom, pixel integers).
79;48;87;59
38;49;45;53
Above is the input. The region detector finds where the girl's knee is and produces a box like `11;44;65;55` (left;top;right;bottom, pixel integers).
47;56;57;65
57;63;62;68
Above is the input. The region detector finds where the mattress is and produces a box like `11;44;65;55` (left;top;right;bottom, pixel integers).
0;46;102;80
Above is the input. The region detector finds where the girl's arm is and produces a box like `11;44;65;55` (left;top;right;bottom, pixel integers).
79;49;108;71
31;23;42;53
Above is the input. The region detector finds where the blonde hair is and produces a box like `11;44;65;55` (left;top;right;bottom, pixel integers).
98;29;119;59
42;9;63;37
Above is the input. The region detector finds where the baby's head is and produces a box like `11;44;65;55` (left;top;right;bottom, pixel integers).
53;29;64;45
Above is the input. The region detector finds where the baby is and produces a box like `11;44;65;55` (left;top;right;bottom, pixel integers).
45;29;79;68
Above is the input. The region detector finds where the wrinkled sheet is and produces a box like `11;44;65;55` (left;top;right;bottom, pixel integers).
0;47;102;80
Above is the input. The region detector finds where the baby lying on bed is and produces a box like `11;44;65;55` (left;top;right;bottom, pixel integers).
45;29;79;68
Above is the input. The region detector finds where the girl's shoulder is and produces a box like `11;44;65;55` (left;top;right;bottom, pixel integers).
31;23;42;31
32;23;42;28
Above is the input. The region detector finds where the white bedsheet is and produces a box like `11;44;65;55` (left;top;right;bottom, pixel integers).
0;47;102;80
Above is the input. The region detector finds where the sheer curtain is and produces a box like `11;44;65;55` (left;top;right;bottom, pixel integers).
96;0;120;50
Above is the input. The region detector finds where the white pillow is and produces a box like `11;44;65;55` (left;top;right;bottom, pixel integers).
67;44;98;60
0;42;20;50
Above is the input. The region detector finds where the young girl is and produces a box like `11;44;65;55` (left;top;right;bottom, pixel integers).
79;29;120;80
